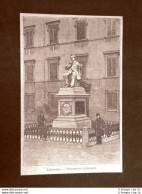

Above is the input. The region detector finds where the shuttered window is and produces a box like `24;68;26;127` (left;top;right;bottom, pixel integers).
48;93;58;109
77;21;86;40
26;65;34;82
107;19;117;36
25;94;35;112
46;21;60;45
107;57;118;77
49;63;58;80
106;91;118;110
25;30;34;48
76;55;88;79
49;25;58;44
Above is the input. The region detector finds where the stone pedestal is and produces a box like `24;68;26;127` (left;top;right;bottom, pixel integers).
52;87;92;129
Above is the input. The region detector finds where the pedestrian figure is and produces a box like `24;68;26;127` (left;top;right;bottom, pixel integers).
37;111;47;139
94;113;105;144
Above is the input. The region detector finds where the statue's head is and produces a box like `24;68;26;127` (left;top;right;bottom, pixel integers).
70;54;76;62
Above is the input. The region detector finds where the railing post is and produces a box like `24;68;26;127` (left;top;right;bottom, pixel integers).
82;127;89;147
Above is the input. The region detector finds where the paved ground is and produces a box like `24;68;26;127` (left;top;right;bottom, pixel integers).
23;135;120;166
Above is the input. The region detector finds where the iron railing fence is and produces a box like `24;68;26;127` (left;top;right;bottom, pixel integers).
24;123;83;144
24;121;119;144
86;121;119;143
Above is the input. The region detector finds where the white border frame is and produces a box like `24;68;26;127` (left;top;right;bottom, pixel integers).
20;13;123;175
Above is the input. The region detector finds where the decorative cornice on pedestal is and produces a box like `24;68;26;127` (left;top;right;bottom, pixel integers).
55;87;90;97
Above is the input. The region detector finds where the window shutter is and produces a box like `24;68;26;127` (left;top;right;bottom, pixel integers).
77;22;86;40
49;93;58;109
26;65;33;81
80;58;86;79
50;27;54;44
107;19;111;36
111;58;117;76
26;31;33;48
54;27;58;43
25;32;28;48
107;92;112;108
30;31;33;47
49;26;58;44
112;20;116;35
26;32;30;47
112;93;117;109
106;92;117;110
25;94;34;112
50;63;57;80
24;26;35;48
29;95;35;111
107;58;111;76
76;56;87;79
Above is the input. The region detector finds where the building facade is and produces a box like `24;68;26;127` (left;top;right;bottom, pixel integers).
23;15;121;123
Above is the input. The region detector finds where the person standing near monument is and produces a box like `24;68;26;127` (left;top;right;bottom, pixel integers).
63;55;82;88
94;113;105;144
37;111;46;127
37;111;47;139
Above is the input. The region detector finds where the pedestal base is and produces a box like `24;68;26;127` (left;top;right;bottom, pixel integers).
53;87;92;129
53;115;91;129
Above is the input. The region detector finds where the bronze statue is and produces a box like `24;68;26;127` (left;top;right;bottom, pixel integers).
63;55;82;88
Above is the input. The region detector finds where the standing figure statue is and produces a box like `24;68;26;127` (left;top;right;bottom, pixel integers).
63;55;82;88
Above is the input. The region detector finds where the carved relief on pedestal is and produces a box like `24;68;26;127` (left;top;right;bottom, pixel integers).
60;101;72;116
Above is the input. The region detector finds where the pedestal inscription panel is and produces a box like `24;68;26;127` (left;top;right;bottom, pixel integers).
60;101;72;116
75;101;85;115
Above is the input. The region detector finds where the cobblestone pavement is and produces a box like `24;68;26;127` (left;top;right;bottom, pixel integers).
23;135;120;166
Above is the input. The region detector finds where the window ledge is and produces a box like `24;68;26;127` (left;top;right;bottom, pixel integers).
104;76;119;79
47;80;59;82
106;109;119;112
47;43;59;46
74;39;88;43
104;35;119;39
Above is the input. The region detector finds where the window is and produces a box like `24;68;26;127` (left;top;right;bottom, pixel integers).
104;51;119;77
25;60;35;82
48;93;58;109
24;26;35;48
76;54;88;79
75;20;87;41
107;57;118;77
50;63;57;80
49;25;58;44
26;65;34;82
106;91;118;111
47;57;60;81
46;21;60;45
107;19;117;36
25;94;35;112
